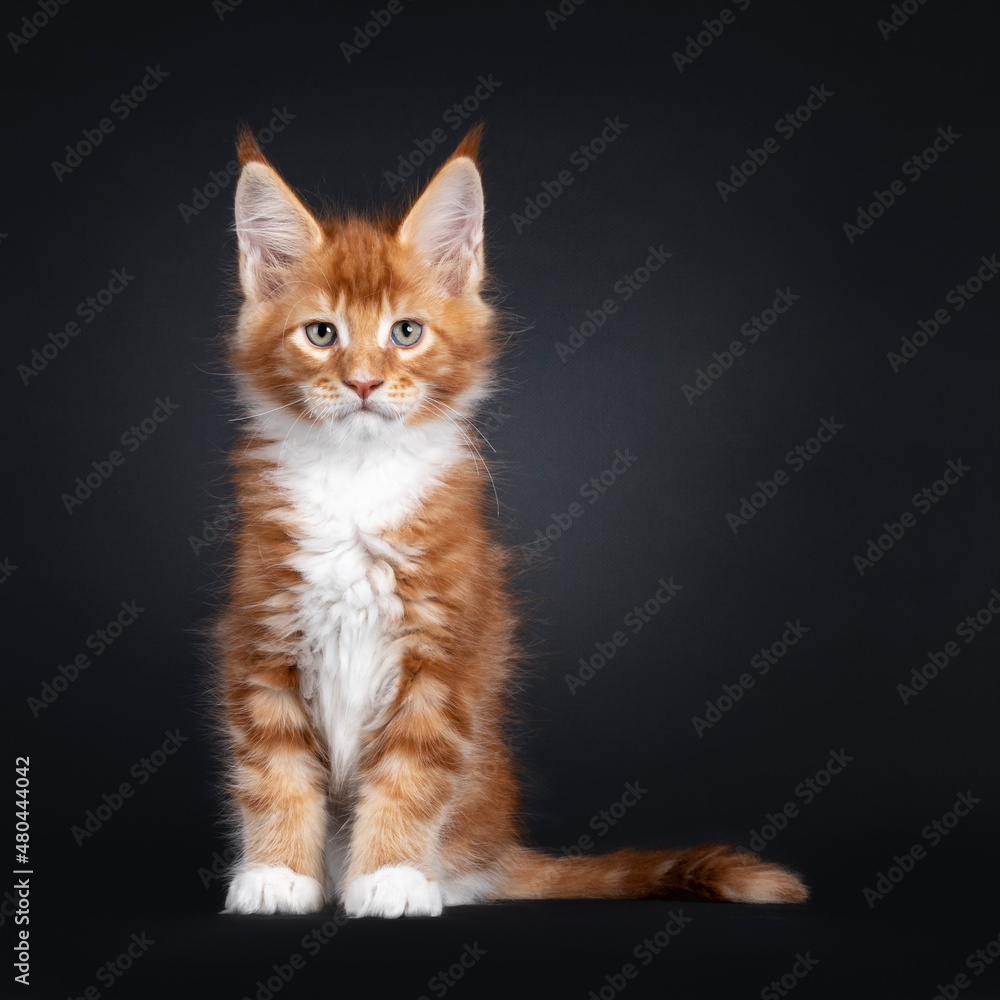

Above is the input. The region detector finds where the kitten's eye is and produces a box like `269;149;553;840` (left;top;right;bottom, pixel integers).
390;319;423;348
305;321;337;347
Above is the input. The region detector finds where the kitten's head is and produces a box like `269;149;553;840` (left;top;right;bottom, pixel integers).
231;126;497;441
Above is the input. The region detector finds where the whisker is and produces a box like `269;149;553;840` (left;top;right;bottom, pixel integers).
230;398;306;422
278;408;309;462
422;396;500;516
435;399;497;453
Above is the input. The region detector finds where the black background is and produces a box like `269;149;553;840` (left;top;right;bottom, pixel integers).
5;0;999;997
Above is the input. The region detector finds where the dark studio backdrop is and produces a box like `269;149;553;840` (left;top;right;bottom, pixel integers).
4;0;998;997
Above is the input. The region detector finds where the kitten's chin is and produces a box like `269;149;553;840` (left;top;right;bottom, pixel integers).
321;401;405;440
345;408;392;433
306;396;395;426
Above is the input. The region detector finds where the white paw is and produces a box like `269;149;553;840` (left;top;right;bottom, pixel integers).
223;864;324;915
343;864;443;918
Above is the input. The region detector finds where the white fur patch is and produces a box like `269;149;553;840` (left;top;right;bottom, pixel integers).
343;864;443;917
440;872;495;907
224;864;324;914
244;394;465;789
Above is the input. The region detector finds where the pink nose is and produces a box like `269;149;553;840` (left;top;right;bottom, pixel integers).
344;378;383;400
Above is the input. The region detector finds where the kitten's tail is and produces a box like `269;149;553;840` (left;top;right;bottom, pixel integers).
496;843;808;904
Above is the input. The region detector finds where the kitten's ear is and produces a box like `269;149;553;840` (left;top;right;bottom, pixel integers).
233;127;322;303
398;125;485;297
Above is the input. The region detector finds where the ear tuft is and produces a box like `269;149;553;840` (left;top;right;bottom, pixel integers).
235;122;266;168
398;135;485;297
450;122;484;166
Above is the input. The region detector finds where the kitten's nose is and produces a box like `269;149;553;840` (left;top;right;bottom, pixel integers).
344;378;383;400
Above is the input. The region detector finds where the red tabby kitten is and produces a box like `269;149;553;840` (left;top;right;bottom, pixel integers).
218;125;808;916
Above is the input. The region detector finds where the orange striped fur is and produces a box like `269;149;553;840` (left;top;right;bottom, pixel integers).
217;126;808;917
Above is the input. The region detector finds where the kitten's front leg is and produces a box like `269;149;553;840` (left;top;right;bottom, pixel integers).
342;669;462;918
222;668;329;915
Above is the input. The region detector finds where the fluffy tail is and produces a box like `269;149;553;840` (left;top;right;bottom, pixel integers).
496;843;808;904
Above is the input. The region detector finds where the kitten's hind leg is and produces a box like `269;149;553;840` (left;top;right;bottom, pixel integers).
222;667;328;915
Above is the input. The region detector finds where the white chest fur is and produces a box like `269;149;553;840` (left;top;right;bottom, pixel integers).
250;413;463;785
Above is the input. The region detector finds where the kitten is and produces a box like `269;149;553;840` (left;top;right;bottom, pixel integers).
218;125;808;917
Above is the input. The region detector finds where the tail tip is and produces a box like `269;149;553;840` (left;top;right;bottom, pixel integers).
721;861;810;904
